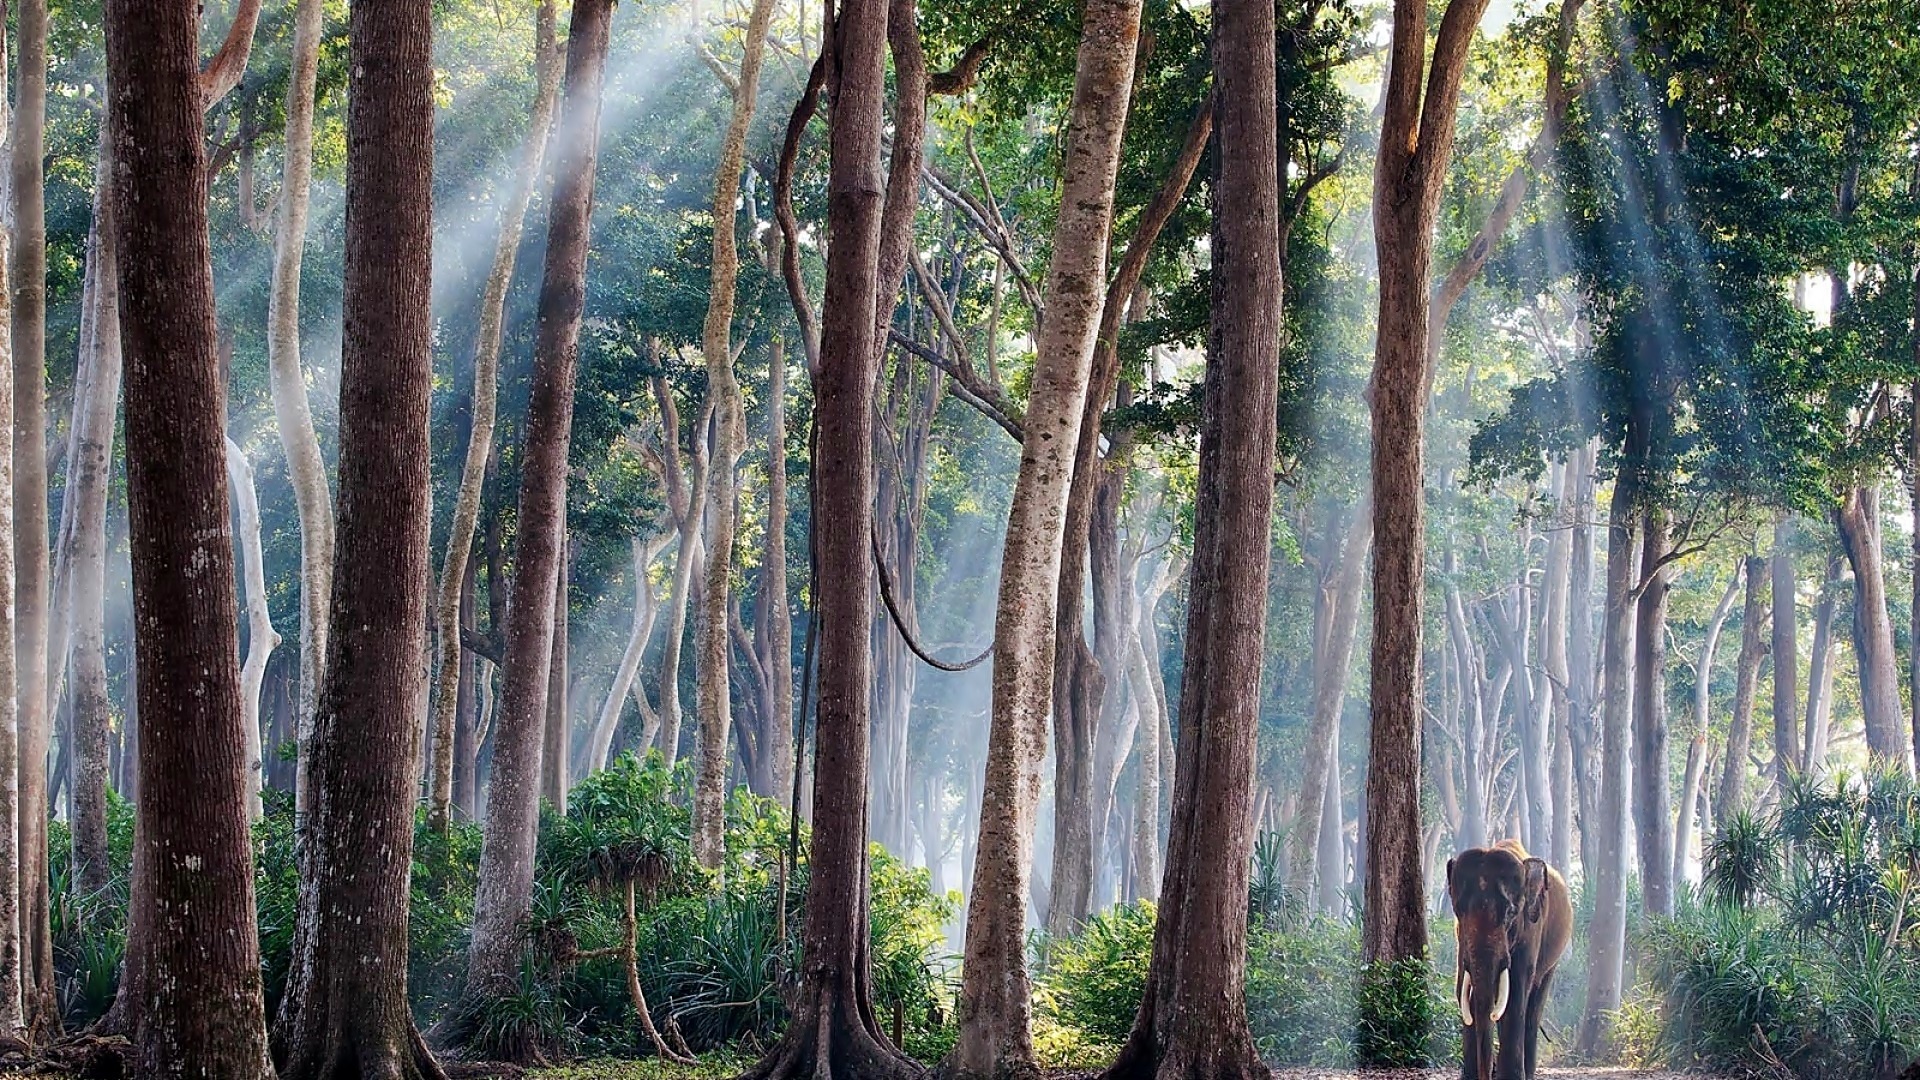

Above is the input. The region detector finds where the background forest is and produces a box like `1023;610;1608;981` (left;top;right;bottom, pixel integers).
0;0;1916;1078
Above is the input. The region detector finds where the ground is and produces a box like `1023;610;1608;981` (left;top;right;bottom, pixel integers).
1263;1070;1710;1080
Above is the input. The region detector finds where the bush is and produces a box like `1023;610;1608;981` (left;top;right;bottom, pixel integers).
1034;900;1155;1047
1355;955;1440;1068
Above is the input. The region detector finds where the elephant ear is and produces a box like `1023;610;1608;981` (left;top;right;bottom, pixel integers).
1522;858;1548;923
1445;857;1457;901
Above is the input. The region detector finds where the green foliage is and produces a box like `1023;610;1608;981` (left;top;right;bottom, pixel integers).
1033;901;1155;1048
1354;956;1439;1069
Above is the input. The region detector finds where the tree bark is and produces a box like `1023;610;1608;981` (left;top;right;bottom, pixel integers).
1577;475;1635;1057
272;4;440;1073
454;571;481;817
0;22;21;1037
1803;553;1840;774
468;0;615;994
1102;3;1277;1074
1565;441;1601;883
269;0;338;822
656;382;709;767
1835;486;1909;767
762;341;795;802
1362;0;1489;994
105;1;274;1066
1542;461;1575;874
1674;566;1738;891
591;532;670;773
1773;517;1800;785
1716;556;1768;827
227;438;280;823
543;545;570;811
738;0;916;1073
1633;511;1674;918
430;0;560;830
693;0;782;870
949;1;1141;1073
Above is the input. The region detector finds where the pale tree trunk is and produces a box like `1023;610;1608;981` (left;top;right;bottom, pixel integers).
272;4;440;1070
1674;566;1738;890
1578;477;1636;1057
737;1;912;1072
1542;461;1574;874
1443;558;1487;850
453;574;481;816
1633;512;1674;918
1102;2;1277;1072
269;0;337;826
692;0;781;870
1773;517;1800;785
468;0;615;995
227;438;280;823
542;546;570;811
1566;441;1601;882
1836;486;1909;767
1362;0;1490;995
1716;556;1768;827
1804;554;1840;773
430;0;560;830
105;0;273;1063
590;531;671;773
761;341;795;801
0;21;21;1036
951;2;1140;1072
1316;723;1346;913
1125;550;1176;904
656;382;710;767
11;0;55;1031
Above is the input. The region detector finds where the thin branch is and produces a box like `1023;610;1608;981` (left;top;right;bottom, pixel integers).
887;330;1024;441
200;0;265;107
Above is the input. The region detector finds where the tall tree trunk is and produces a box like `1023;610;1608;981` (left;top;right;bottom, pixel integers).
656;384;710;767
105;1;273;1065
1566;441;1601;882
270;0;338;822
0;22;21;1037
693;0;782;870
1803;553;1840;773
1578;476;1636;1057
543;545;570;811
1633;511;1674;918
227;439;280;823
11;0;54;1030
591;532;670;773
1316;724;1346;913
468;0;615;994
740;1;915;1073
1294;504;1369;904
1103;3;1277;1073
454;571;481;816
1362;0;1489;1005
272;5;440;1072
1835;486;1909;767
430;0;560;830
1674;567;1739;890
949;1;1140;1072
1542;461;1575;874
763;341;795;802
1773;517;1801;785
1716;557;1768;827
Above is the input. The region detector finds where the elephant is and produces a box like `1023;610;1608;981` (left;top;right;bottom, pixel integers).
1447;838;1573;1080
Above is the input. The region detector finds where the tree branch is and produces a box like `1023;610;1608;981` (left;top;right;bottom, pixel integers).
200;0;264;108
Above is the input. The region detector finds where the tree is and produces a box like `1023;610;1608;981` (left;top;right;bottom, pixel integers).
949;0;1142;1072
1633;514;1674;917
738;1;913;1075
1101;0;1280;1075
0;18;19;1038
1835;486;1908;765
268;0;338;818
227;437;279;821
430;0;562;831
1772;518;1800;787
1716;556;1769;826
1362;0;1489;1043
104;0;273;1066
468;0;617;995
692;0;782;870
271;1;440;1075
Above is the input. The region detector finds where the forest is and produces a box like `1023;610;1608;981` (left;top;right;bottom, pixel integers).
0;0;1913;1078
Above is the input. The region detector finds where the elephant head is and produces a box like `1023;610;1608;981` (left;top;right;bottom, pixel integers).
1447;845;1549;1074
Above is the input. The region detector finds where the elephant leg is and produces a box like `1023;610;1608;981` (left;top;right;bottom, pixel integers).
1494;957;1535;1080
1525;968;1556;1080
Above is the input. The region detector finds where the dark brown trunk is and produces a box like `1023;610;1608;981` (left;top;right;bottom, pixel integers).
453;563;480;818
1717;557;1768;827
1835;486;1908;765
1103;4;1277;1078
104;0;273;1066
468;0;614;994
1772;517;1800;787
1633;511;1673;918
272;5;440;1074
741;3;916;1077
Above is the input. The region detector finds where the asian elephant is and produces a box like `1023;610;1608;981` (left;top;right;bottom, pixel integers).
1447;839;1573;1080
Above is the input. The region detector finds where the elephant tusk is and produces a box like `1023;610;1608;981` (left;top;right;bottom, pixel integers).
1491;968;1511;1023
1458;970;1473;1027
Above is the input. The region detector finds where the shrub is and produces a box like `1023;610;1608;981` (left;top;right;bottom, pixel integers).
1034;901;1155;1046
1355;955;1439;1068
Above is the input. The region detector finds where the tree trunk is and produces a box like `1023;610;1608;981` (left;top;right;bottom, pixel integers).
1316;724;1346;913
430;0;560;830
272;5;440;1072
1716;557;1768;827
1674;567;1739;890
949;1;1140;1073
692;0;781;870
1542;461;1575;874
1103;3;1276;1074
227;438;280;823
0;22;21;1036
105;1;273;1065
468;0;615;994
591;533;669;773
1578;476;1636;1057
1633;512;1674;918
454;571;481;817
1291;503;1369;904
1566;441;1601;882
656;382;710;768
1803;553;1840;773
1773;517;1800;785
543;546;570;811
763;342;795;801
1362;0;1489;1002
739;1;915;1073
269;0;338;822
1835;486;1909;767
